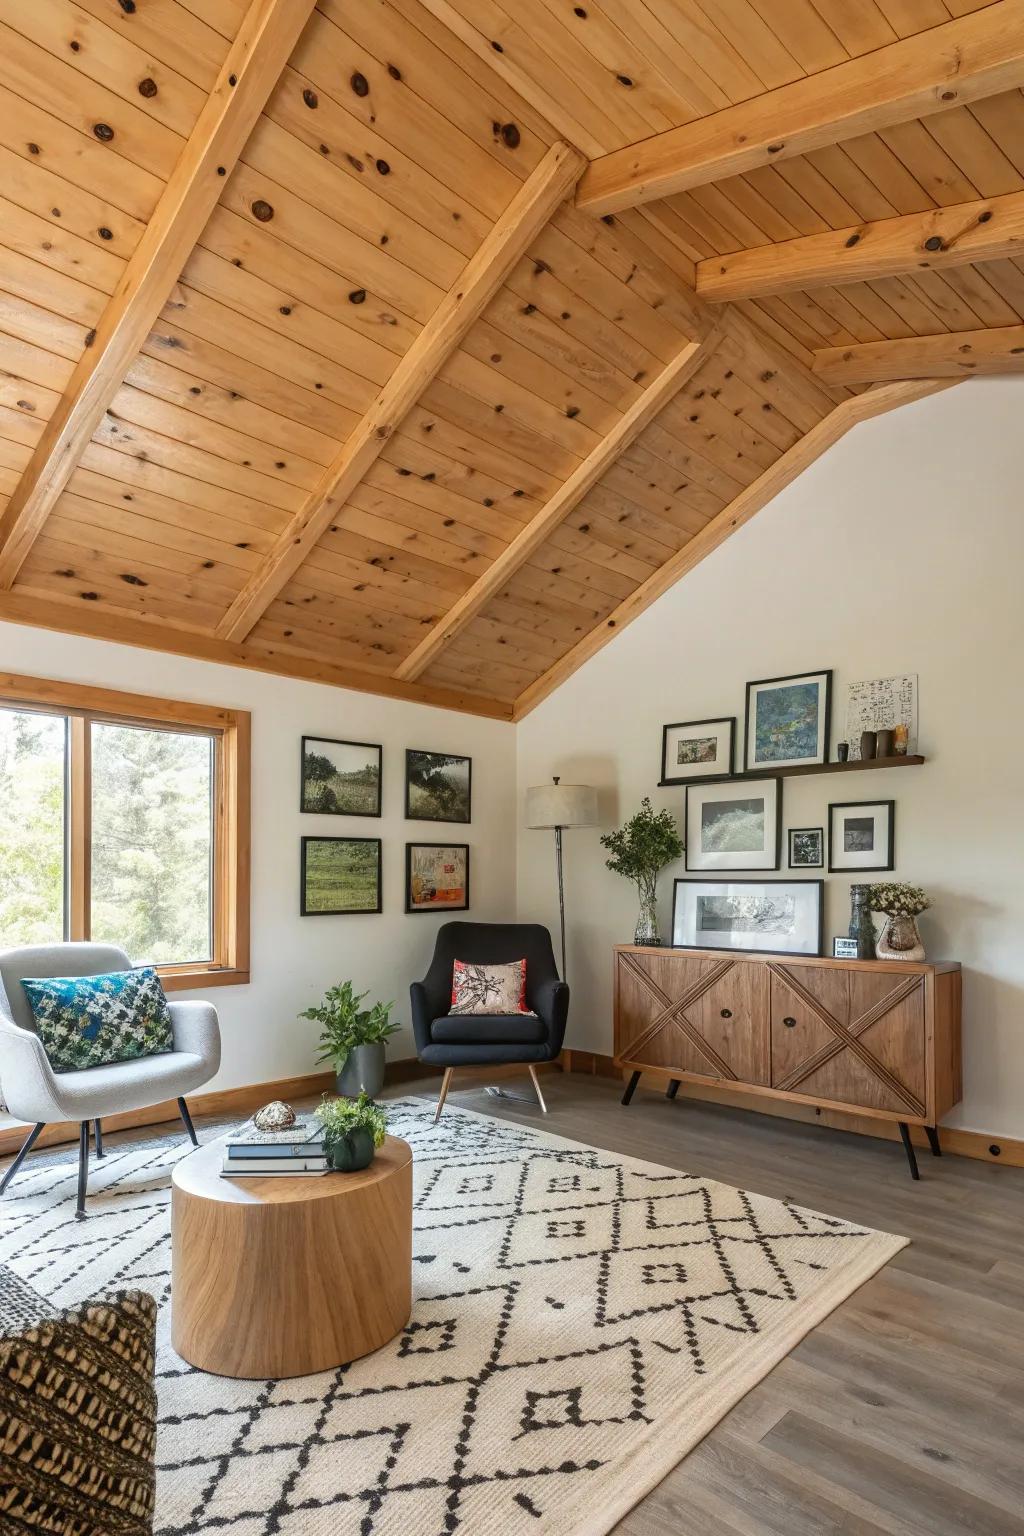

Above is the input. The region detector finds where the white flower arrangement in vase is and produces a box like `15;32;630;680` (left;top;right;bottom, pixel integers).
869;882;930;961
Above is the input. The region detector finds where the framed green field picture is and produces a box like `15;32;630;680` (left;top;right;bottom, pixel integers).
300;837;382;915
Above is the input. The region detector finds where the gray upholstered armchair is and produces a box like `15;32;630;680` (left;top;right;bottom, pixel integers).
0;942;220;1218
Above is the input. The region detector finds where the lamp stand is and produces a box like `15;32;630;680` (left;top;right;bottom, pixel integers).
554;823;567;982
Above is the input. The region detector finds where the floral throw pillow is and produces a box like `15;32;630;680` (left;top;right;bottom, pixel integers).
450;959;536;1016
21;968;174;1074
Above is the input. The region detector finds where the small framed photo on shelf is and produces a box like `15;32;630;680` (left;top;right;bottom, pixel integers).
659;717;736;784
672;877;824;957
300;836;382;916
744;669;832;772
405;749;472;824
406;842;469;914
828;800;895;873
788;827;823;869
301;736;382;817
685;777;781;872
833;936;860;959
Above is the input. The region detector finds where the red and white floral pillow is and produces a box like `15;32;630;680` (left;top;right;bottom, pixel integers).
450;959;535;1016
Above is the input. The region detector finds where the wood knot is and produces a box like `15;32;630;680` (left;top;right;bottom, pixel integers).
251;199;274;221
501;123;520;148
138;77;157;97
351;72;369;96
302;88;318;108
93;123;114;141
387;63;401;80
923;235;944;252
348;288;366;304
845;233;860;248
120;573;147;586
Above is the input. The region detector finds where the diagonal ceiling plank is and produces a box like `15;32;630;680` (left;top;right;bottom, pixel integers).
697;190;1024;303
813;326;1024;384
575;0;1024;216
393;331;717;682
511;379;960;719
0;0;319;591
215;140;586;645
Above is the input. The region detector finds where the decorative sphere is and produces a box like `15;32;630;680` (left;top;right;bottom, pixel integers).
253;1100;296;1132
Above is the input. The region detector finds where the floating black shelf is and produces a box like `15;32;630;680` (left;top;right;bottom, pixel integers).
658;755;925;788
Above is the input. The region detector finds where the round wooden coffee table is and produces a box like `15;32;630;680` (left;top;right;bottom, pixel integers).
171;1134;413;1378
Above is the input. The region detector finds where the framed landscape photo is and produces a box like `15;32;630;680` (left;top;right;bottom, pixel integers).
405;749;472;823
788;826;823;869
672;877;824;957
300;836;382;915
744;669;831;772
828;800;895;873
405;842;470;914
301;736;381;817
660;717;736;784
685;776;781;872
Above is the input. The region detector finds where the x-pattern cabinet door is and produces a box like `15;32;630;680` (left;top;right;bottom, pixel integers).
615;950;769;1085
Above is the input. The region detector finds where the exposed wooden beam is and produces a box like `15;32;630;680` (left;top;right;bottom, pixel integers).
576;2;1024;216
511;380;958;719
814;326;1024;384
698;190;1024;303
216;141;586;644
393;333;716;681
0;0;318;590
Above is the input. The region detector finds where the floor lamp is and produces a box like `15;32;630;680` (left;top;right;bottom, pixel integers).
525;777;598;983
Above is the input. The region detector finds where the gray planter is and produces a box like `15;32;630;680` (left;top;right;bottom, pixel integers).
336;1041;386;1099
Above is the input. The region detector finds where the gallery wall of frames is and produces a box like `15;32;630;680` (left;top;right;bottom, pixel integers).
299;737;471;919
659;671;919;959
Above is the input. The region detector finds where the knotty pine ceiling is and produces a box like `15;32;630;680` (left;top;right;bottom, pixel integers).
1;0;1018;719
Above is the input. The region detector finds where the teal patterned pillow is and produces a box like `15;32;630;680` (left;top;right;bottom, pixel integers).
21;968;174;1074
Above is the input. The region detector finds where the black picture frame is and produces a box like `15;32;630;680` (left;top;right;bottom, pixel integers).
827;799;895;873
659;716;736;785
684;776;782;872
300;836;382;916
671;876;824;957
744;668;832;773
788;826;824;869
405;842;470;914
405;749;472;824
300;735;382;817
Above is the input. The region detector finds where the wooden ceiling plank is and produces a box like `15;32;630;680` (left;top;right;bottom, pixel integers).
214;140;585;643
512;377;959;717
0;0;320;592
576;2;1024;215
393;330;714;681
813;323;1024;379
697;188;1024;301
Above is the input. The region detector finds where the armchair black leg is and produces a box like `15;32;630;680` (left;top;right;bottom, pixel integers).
0;1122;45;1197
897;1122;920;1180
666;1079;681;1100
76;1121;90;1219
925;1125;942;1157
177;1096;199;1148
94;1119;104;1158
621;1070;641;1106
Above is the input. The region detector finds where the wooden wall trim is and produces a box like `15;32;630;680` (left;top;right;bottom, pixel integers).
0;0;319;591
511;379;957;718
393;332;716;682
813;326;1024;384
575;2;1024;215
215;142;586;644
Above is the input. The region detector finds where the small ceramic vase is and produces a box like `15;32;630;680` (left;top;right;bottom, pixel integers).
876;912;926;962
893;724;909;756
324;1126;376;1172
836;741;849;762
859;730;877;762
875;728;894;758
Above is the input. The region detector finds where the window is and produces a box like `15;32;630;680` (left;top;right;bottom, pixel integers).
0;675;250;989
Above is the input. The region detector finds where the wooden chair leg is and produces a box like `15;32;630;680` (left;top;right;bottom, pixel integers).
0;1122;45;1197
527;1065;548;1113
178;1096;199;1148
434;1068;454;1124
76;1121;90;1219
94;1119;104;1158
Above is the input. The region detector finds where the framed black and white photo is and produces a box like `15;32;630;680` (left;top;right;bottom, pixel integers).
405;749;472;824
788;826;823;869
744;669;832;772
300;836;382;916
405;843;470;914
301;736;381;817
685;776;781;872
672;877;823;957
827;799;895;872
659;717;736;784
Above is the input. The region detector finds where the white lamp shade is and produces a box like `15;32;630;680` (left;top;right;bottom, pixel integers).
526;781;598;829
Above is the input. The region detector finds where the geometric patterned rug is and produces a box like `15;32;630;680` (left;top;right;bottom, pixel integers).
0;1098;906;1535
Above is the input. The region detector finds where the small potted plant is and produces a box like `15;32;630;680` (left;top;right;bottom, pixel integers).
600;796;683;947
300;981;399;1097
869;882;930;961
315;1092;387;1172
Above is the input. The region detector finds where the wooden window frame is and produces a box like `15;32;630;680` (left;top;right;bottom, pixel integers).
0;672;250;990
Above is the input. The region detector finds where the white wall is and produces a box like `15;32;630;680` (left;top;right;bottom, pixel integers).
0;623;516;1094
516;379;1024;1139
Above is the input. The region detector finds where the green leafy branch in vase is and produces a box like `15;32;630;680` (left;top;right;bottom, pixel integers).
300;980;398;1073
601;796;683;945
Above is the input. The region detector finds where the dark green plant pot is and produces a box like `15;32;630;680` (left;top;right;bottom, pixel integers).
324;1127;376;1172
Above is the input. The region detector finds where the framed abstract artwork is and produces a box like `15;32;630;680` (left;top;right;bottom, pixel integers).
827;800;895;873
685;777;781;872
300;736;382;817
300;837;382;915
672;877;824;957
744;669;832;772
788;827;824;869
659;717;736;784
405;843;470;914
405;749;472;823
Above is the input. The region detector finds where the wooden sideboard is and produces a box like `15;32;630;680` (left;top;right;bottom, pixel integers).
613;946;962;1178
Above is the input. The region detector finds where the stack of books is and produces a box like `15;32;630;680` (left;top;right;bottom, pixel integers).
221;1116;329;1177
